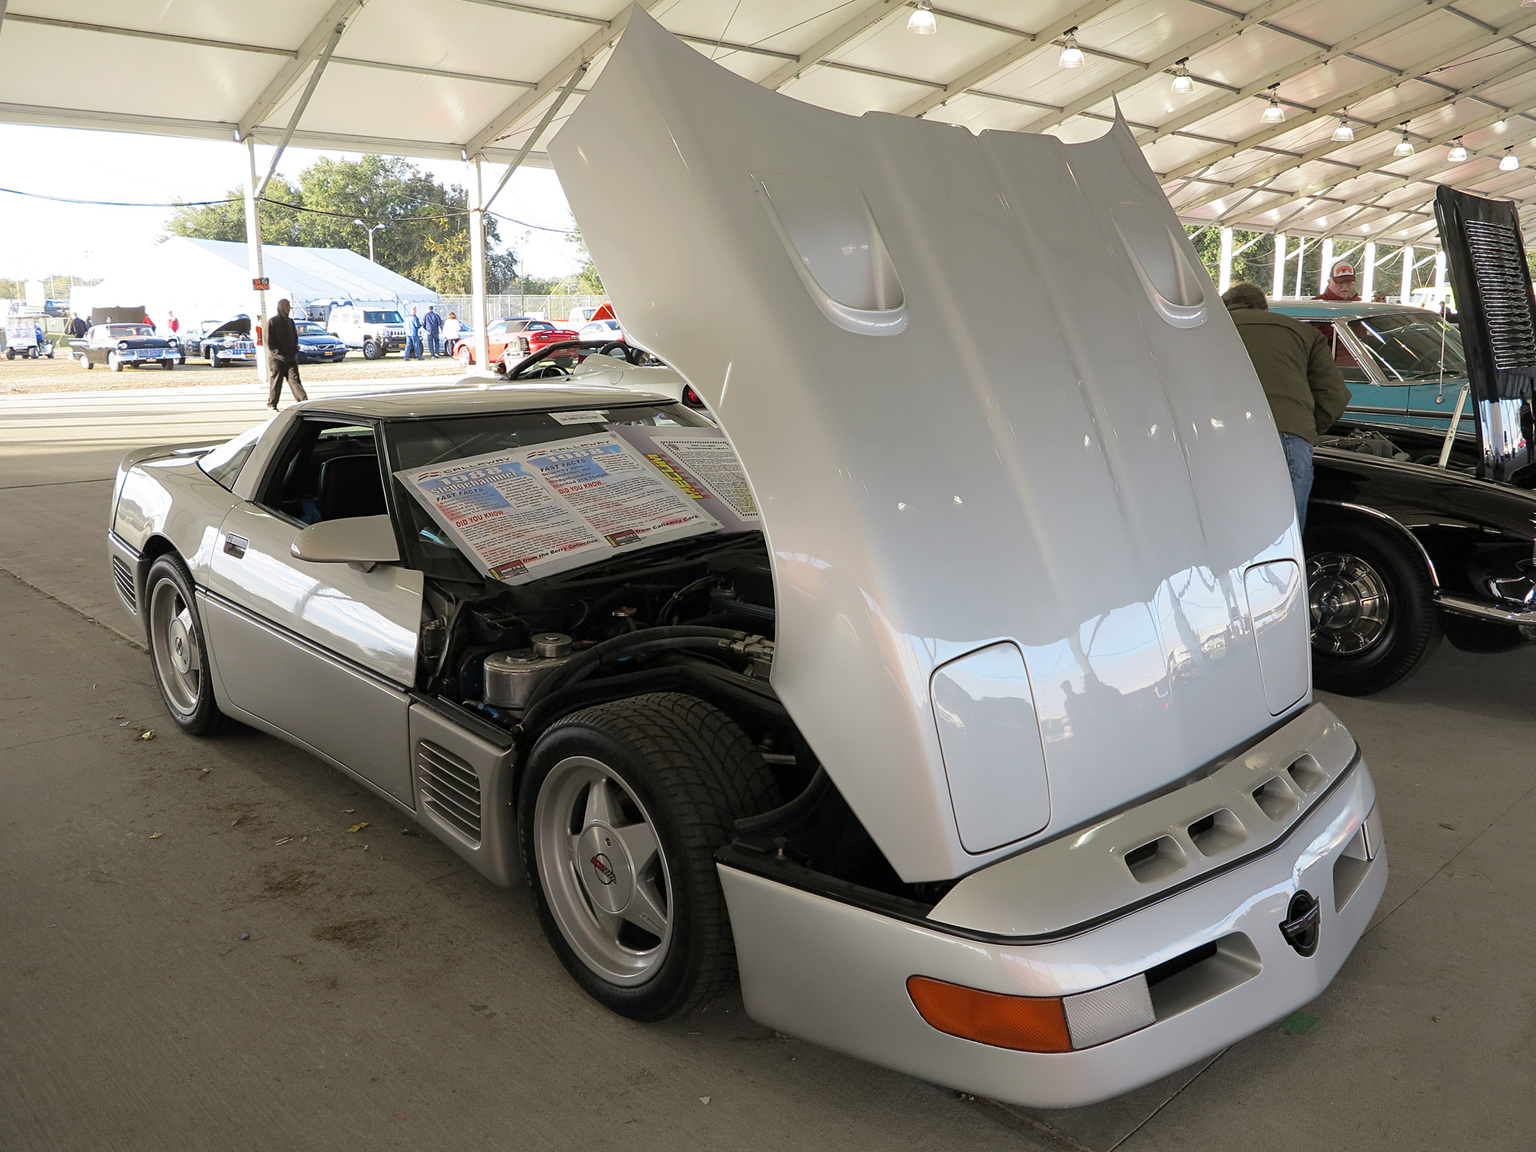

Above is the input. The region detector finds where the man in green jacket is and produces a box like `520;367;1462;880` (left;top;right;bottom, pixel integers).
1221;282;1351;531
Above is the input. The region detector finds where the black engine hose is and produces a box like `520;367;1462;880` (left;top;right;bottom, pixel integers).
734;766;831;836
521;625;748;711
515;666;690;738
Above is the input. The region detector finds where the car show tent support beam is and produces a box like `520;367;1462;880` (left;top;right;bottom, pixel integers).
483;62;587;212
897;0;1118;118
256;14;350;199
238;0;363;138
0;1;8;34
1317;238;1333;294
1218;226;1234;293
462;1;662;161
759;0;904;91
1272;233;1287;297
1399;245;1415;303
1434;249;1449;300
243;137;270;386
468;156;492;386
1362;241;1379;299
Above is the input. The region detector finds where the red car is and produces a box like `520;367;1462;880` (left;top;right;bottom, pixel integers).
454;316;579;370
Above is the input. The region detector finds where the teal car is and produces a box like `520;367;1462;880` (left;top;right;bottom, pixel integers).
1269;300;1472;435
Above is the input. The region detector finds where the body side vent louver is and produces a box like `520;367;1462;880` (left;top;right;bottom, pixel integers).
112;556;136;610
417;740;482;846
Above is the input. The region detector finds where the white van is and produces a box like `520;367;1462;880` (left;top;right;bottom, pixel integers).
327;305;407;359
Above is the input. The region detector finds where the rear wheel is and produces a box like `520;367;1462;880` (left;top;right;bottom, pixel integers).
1307;518;1440;695
520;693;779;1021
144;555;229;737
80;353;94;370
456;343;472;367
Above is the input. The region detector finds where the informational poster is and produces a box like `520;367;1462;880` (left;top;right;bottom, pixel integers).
609;426;760;532
394;432;721;583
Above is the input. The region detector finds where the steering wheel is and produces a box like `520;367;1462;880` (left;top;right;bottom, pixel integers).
507;339;637;380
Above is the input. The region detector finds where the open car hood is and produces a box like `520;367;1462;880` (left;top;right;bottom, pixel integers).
550;10;1306;881
205;317;251;338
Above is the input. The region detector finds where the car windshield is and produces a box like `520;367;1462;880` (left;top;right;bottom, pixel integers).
294;321;331;336
109;325;154;338
1347;312;1466;382
383;403;714;580
364;311;403;324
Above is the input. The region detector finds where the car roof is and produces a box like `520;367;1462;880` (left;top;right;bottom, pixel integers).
1268;299;1442;320
295;380;674;420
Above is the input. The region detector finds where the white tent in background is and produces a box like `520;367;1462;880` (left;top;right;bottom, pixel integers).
70;236;437;329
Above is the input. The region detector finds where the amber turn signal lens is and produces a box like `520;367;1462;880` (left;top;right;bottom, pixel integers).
906;975;1072;1053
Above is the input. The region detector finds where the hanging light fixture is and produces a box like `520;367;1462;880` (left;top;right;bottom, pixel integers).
1058;29;1085;68
1261;89;1285;124
1500;147;1520;171
1448;138;1469;163
1171;59;1193;94
1332;116;1355;143
907;1;937;34
1393;127;1415;158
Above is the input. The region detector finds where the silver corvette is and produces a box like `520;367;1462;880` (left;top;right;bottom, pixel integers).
107;13;1385;1109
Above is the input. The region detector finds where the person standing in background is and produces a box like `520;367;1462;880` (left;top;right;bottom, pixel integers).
421;304;443;357
267;298;308;409
167;311;180;335
442;311;462;356
1317;261;1360;302
1221;282;1350;531
404;306;422;360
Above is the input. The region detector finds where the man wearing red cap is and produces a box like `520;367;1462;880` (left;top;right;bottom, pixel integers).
1317;260;1359;301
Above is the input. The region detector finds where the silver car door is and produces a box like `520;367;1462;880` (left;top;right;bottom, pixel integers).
201;423;423;805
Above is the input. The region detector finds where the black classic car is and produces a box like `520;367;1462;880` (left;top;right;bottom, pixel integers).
1304;186;1536;696
71;323;181;371
185;316;257;368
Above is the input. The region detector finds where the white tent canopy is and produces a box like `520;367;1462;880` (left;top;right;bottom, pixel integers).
70;236;437;330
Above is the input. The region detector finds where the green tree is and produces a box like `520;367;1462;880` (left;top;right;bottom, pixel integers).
567;228;605;295
164;176;302;245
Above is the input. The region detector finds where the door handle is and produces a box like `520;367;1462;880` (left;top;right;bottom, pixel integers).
223;533;248;559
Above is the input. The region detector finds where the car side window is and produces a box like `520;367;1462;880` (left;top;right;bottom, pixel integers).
255;420;388;526
1308;322;1370;385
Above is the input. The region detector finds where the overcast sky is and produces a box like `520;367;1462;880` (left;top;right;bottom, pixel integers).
0;123;580;283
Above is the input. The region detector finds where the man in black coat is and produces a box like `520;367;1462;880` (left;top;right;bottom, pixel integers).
267;298;308;408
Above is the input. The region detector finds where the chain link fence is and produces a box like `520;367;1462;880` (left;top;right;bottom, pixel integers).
436;294;607;324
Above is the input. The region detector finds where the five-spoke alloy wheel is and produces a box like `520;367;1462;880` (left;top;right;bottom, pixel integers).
144;555;228;736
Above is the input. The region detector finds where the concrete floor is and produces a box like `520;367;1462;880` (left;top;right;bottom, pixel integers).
2;384;1533;1150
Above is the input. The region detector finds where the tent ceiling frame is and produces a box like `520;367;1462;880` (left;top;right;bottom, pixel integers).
239;0;366;136
758;0;903;91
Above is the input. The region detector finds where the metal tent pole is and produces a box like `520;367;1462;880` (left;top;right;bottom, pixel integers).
468;155;492;386
1271;233;1286;297
1399;244;1415;303
1362;241;1378;300
1318;238;1334;294
243;136;269;386
1218;226;1234;293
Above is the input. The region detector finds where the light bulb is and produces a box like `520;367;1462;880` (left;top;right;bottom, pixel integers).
1393;131;1414;158
906;2;936;35
1500;149;1520;171
1171;63;1193;94
1261;96;1285;124
1058;33;1085;68
1448;139;1469;163
1332;119;1354;143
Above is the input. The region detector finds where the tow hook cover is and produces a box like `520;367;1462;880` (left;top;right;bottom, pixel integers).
1279;890;1321;956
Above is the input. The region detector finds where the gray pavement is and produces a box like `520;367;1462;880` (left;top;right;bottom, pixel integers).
2;384;1533;1150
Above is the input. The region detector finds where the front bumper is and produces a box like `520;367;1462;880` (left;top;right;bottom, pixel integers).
720;704;1384;1108
118;346;177;363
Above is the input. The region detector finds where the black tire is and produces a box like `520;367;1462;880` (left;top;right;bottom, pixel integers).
3;349;11;360
519;693;779;1021
81;354;94;370
1307;518;1440;695
208;352;221;368
363;338;383;360
143;555;229;737
1442;614;1528;653
162;359;175;370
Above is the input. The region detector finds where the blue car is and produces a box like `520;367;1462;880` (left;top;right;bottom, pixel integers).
1269;300;1471;434
293;319;348;363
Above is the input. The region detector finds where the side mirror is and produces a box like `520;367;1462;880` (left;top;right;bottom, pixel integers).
291;515;399;572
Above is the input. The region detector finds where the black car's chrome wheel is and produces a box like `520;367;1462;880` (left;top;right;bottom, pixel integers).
1306;518;1440;696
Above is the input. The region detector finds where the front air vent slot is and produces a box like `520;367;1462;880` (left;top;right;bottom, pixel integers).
1333;823;1372;912
112;556;136;610
1147;933;1262;1020
1287;754;1327;793
417;740;482;846
1187;809;1247;857
1252;775;1300;821
1124;836;1187;884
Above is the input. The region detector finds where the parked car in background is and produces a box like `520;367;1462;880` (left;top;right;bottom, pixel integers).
452;316;580;370
293;319;348;364
328;305;408;359
186;317;257;369
72;323;180;371
578;318;623;343
1270;301;1473;436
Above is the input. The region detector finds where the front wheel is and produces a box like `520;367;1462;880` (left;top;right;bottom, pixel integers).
1307;518;1440;695
520;693;779;1021
363;338;383;360
108;351;123;372
144;555;229;736
162;359;175;370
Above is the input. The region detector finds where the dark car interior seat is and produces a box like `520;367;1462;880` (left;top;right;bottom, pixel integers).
317;454;387;521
